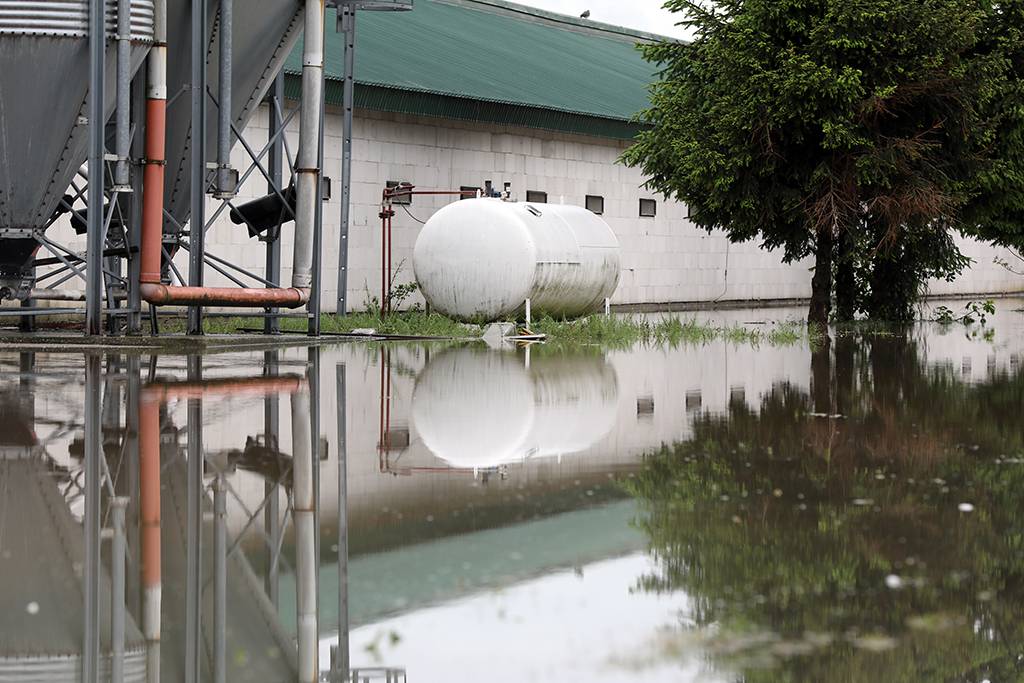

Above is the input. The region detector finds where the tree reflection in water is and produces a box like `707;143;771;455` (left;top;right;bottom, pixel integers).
626;333;1024;682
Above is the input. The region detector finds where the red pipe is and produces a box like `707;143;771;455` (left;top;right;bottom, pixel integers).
139;283;307;307
139;70;309;311
140;395;162;594
380;208;387;317
386;213;393;315
141;100;166;287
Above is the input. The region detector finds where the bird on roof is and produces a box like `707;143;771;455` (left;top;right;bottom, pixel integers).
580;9;590;18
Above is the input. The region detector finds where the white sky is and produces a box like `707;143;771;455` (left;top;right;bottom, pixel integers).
513;0;691;40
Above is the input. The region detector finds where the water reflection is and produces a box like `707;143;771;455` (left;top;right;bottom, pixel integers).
1;306;1023;682
0;349;358;683
628;333;1024;681
411;347;618;470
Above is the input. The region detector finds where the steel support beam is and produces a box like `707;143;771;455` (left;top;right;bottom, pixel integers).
128;76;146;334
184;355;203;683
83;354;102;683
86;0;106;335
335;363;350;679
213;475;227;683
336;7;356;316
263;349;281;601
188;0;208;335
264;75;285;335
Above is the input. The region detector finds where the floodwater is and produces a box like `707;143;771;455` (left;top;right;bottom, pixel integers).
2;299;1023;682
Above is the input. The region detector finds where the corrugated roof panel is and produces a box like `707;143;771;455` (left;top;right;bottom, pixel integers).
284;0;656;123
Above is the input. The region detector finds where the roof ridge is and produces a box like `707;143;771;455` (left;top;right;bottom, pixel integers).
433;0;678;43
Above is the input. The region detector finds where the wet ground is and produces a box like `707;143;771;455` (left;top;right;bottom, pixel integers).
2;298;1023;682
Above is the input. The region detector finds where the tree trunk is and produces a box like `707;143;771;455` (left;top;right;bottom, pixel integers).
834;228;856;322
808;227;833;328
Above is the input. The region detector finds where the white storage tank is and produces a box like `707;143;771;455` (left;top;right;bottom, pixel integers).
412;198;621;321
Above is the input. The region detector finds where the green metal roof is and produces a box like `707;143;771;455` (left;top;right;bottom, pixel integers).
283;0;660;139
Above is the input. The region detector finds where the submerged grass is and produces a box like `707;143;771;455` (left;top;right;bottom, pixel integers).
531;314;813;348
159;311;816;348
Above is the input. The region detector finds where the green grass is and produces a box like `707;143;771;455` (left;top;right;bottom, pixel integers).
160;311;475;337
531;314;814;348
158;311;816;348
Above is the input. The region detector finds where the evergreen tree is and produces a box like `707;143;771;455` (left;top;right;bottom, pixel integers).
623;0;1022;323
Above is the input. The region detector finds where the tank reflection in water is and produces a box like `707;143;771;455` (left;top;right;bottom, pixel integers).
411;347;618;471
0;306;1023;683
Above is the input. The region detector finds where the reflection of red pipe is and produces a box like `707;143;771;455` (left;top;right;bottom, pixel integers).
140;396;161;591
142;375;305;402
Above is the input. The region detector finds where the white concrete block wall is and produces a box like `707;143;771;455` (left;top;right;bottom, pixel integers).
26;103;1023;311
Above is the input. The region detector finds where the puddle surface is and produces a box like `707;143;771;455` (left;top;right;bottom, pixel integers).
2;300;1023;682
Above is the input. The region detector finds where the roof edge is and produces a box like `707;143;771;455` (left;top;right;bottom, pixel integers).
283;74;645;140
434;0;681;44
283;68;637;123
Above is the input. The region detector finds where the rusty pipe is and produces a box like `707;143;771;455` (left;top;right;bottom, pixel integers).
139;283;308;308
138;0;311;312
139;393;162;676
141;0;167;287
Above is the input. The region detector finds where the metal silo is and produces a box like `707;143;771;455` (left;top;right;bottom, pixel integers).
160;0;304;232
0;1;155;300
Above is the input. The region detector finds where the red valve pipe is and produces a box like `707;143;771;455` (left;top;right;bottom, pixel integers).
138;0;309;313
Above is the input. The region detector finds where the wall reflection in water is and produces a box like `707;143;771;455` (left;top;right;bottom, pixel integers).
2;313;1023;683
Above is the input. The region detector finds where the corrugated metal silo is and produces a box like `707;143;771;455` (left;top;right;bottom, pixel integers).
0;1;155;297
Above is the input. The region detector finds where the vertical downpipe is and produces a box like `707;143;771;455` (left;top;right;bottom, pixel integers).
141;0;167;287
215;0;233;197
83;355;102;682
292;0;325;300
115;0;132;188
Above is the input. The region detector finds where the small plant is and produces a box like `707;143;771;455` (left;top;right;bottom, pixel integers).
388;280;419;310
933;300;995;326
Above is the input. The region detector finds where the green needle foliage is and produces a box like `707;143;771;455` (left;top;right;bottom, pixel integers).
623;0;1024;324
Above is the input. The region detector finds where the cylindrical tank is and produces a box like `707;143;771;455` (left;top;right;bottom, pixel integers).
0;1;155;295
413;198;621;321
